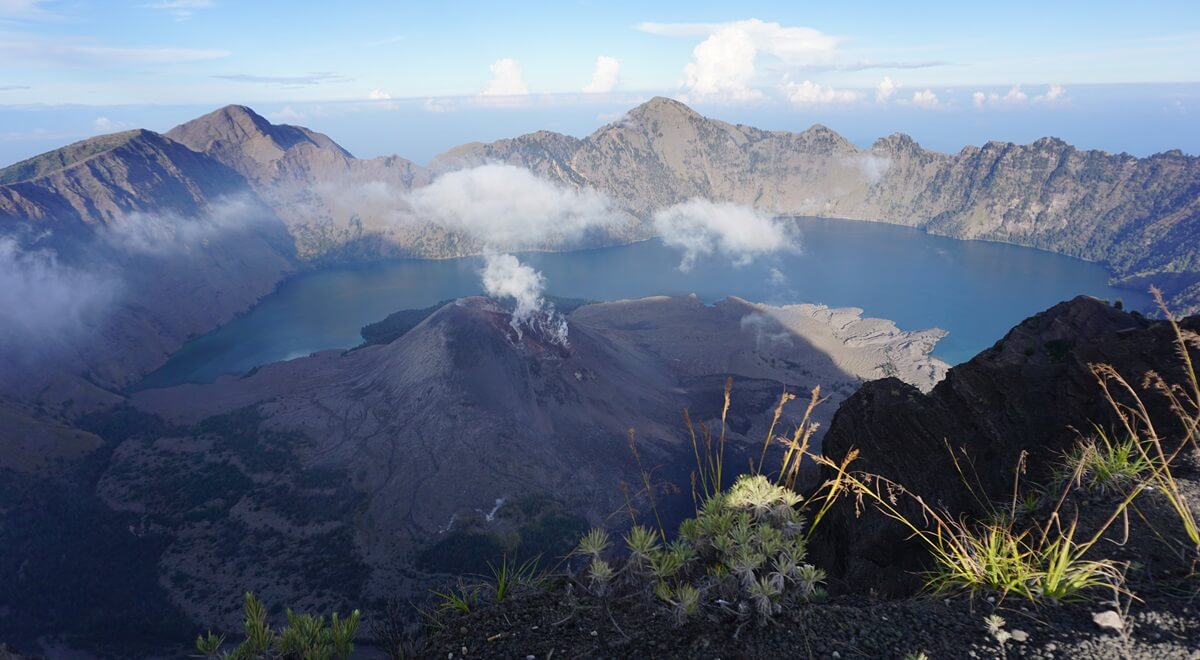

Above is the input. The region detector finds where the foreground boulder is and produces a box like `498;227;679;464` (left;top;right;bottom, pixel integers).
811;295;1200;594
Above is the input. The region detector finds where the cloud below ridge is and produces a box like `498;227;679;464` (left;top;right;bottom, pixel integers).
405;164;618;250
652;198;800;272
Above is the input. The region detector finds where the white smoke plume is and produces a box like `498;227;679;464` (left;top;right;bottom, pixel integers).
480;253;568;345
0;236;118;350
740;312;794;351
652;198;800;271
403;164;623;339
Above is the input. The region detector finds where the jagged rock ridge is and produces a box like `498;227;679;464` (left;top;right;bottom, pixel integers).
812;296;1200;594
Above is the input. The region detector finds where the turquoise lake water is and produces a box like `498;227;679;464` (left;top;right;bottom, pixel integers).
135;217;1152;389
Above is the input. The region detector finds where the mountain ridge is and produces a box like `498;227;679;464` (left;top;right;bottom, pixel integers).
2;96;1198;410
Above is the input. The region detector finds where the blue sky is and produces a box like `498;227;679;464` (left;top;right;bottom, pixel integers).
1;0;1197;165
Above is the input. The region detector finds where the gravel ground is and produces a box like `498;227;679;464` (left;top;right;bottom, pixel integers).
419;580;1199;659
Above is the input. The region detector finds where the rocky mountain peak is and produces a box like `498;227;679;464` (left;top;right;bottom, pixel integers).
871;132;921;154
797;123;856;154
165;104;352;183
169;104;349;156
627;96;702;122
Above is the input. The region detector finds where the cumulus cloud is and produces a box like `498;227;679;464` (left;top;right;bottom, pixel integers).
652;199;800;272
0;236;117;349
368;89;392;100
876;76;900;103
779;78;861;106
480;58;529;97
907;89;940;109
480;253;568;345
639;19;841;102
406;164;617;250
583;55;620;94
973;84;1066;108
1039;83;1066;103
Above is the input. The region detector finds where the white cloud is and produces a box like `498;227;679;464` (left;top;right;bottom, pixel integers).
652;199;800;271
0;36;229;64
639;19;841;102
779;78;861;106
265;106;304;123
768;267;787;286
0;0;55;19
480;253;568;344
1041;83;1066;102
907;89;941;109
0;236;117;349
596;111;628;124
91;117;129;133
583;55;620;94
876;76;900;103
480;57;529;97
405;164;617;250
850;154;891;183
973;84;1066;108
368;89;392;100
422;97;456;113
141;0;213;21
103;196;268;256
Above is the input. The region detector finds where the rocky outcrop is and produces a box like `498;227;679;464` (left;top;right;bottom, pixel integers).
439;97;1200;313
811;296;1200;594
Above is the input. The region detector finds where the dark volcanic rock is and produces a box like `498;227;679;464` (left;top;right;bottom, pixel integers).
812;295;1200;594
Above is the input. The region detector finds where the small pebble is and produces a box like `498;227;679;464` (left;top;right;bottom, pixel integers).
1093;610;1124;632
1010;629;1029;643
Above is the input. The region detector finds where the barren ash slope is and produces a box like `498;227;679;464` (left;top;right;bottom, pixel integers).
115;294;943;630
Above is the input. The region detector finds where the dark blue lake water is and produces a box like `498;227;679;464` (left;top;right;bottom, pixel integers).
135;217;1151;389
